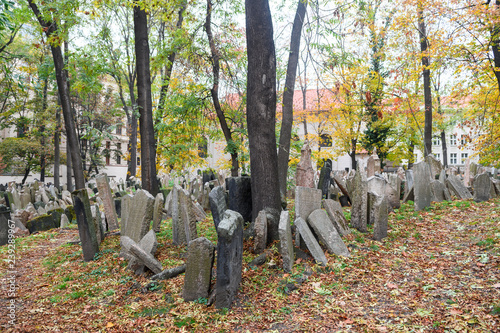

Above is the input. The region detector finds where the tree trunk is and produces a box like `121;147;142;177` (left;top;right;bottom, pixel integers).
245;0;281;240
205;0;239;177
127;111;138;180
39;76;48;182
22;165;30;185
277;0;307;199
54;108;61;188
134;2;158;195
408;141;415;169
440;130;447;167
350;138;357;171
64;40;73;191
28;0;85;190
418;7;432;157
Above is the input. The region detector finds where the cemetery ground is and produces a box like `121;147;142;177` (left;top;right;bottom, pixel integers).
1;199;499;332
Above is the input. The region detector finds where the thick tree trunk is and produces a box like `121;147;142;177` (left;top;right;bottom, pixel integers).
418;7;432;157
205;0;239;177
28;0;85;190
134;3;158;195
277;0;307;199
245;0;281;240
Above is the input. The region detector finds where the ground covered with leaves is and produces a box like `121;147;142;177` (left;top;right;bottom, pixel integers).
1;198;499;332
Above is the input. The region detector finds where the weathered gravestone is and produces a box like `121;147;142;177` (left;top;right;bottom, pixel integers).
446;174;472;199
171;186;185;245
216;210;244;309
295;141;315;188
127;229;158;275
294;217;328;266
183;237;215;302
209;186;228;229
0;205;11;246
425;155;443;180
121;236;162;274
413;161;432;211
430;180;450;202
278;210;294;273
226;176;252;222
350;167;368;232
90;204;104;244
121;190;154;243
60;214;70;228
318;160;332;199
295;186;322;246
120;194;133;234
96;174;119;230
72;189;100;261
179;188;198;244
254;210;267;254
307;209;350;257
322;199;350;236
372;194;388;241
473;173;491;202
152;193;165;233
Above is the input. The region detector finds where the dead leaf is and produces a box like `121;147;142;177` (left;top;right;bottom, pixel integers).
387;283;398;289
106;322;115;328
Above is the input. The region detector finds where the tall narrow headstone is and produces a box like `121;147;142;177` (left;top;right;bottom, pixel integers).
473;173;491;202
183;237;215;302
216;210;244;309
121;189;154;243
226;176;252;222
96;174;119;230
413;161;432;211
295;141;315;188
179;189;197;244
278;210;294;273
350;167;368;232
152;193;165;233
72;189;100;261
254;210;267;254
372;194;388;241
171;186;185;245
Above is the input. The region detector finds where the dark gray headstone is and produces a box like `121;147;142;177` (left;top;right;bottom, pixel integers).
0;206;11;246
183;237;215;302
226;176;252;222
209;186;227;229
152;193;165;233
216;210;244;309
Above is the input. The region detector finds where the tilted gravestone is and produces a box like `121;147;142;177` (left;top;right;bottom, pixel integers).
96;174;119;230
307;209;350;257
209;186;228;229
127;229;158;275
430;180;450;202
294;217;328;266
216;210;244;309
413;161;432;211
183;237;215;302
446;174;472;200
278;210;294;273
473;173;492;202
121;236;162;274
322;199;350;236
226;176;252;222
72;189;100;262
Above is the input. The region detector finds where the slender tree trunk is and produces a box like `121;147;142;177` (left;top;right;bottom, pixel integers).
28;0;85;190
245;0;281;240
64;40;73;191
134;2;158;195
418;6;432;157
39;77;48;182
277;0;307;200
350;139;357;171
440;130;447;167
205;0;239;177
54;108;61;188
491;0;500;91
408;141;415;169
22;166;30;185
127;111;138;180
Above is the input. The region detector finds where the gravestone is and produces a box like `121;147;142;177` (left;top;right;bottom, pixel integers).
278;210;294;273
60;214;70;228
430;180;448;202
446;174;473;199
127;229;158;274
473;173;491;202
20;191;31;209
120;194;133;234
209;186;227;229
121;189;154;243
464;158;471;186
72;189;100;261
254;210;267;254
226;176;252;222
179;189;198;244
322;199;350;236
413;161;432;211
366;155;376;178
171;186;185;245
152;193;165;233
372;194;388;241
96;174;119;230
11;188;21;210
121;236;162;274
0;205;11;246
425;155;443;180
114;198;121;218
25;214;56;233
183;237;215;302
295;141;315;188
318;160;332;199
90;204;104;244
216;210;244;309
307;209;350;257
295;186;322;246
350;167;368;232
294;217;328;266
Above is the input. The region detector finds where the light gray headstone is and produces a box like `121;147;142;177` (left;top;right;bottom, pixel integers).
294;217;327;266
473;173;491;202
179;189;197;244
60;214;70;228
350;167;368;232
254;210;267;254
121;236;162;274
413;161;432;211
96;174;119;230
183;237;215;302
446;174;472;199
430;180;446;202
128;229;158;274
278;210;294;273
152;193;164;233
372;194;388;241
322;199;350;236
121;189;154;243
307;209;350;257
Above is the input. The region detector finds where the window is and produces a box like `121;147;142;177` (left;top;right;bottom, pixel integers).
450;153;457;164
450;134;457;146
319;134;332;148
435;153;440;161
105;141;110;165
432;137;441;146
460;135;467;146
116;124;123;135
116;143;122;165
137;157;141;166
461;153;468;164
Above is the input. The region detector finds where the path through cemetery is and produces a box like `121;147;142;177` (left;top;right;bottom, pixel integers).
1;198;499;332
